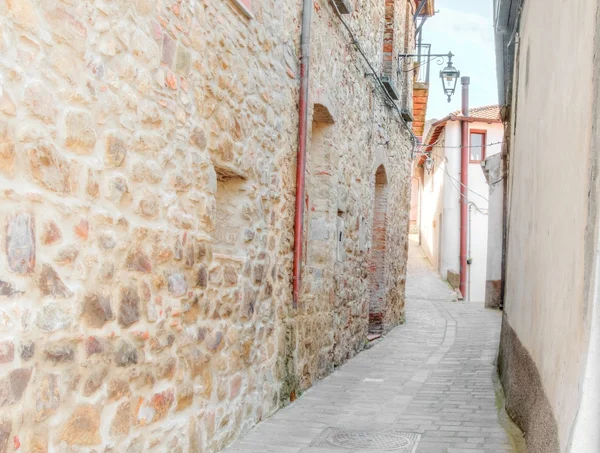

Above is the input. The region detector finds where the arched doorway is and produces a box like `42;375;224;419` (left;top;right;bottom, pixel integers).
369;165;388;334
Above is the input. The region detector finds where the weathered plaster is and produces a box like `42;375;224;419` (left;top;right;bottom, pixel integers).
499;0;598;450
0;0;414;450
482;153;503;308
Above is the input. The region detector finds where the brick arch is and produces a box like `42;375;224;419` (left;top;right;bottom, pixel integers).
369;165;389;334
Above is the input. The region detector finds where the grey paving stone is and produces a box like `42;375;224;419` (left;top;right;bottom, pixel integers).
222;240;513;453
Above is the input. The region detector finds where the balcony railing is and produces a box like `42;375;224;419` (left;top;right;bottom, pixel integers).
412;43;431;85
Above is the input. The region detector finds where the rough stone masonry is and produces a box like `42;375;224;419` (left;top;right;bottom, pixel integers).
0;0;415;451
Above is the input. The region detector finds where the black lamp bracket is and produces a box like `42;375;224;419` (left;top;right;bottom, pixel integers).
397;52;454;74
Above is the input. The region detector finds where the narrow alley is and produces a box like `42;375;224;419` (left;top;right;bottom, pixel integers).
223;238;515;453
2;1;599;451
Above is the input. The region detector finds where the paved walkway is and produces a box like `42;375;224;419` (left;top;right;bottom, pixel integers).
223;238;514;453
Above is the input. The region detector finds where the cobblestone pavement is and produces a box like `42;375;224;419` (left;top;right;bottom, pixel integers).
222;238;514;453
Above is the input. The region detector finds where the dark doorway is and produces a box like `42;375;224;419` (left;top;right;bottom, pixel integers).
369;165;388;334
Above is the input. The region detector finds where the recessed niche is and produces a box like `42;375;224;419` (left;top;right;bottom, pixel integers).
213;162;247;182
214;177;251;255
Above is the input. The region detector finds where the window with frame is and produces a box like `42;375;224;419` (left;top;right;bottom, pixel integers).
469;130;486;163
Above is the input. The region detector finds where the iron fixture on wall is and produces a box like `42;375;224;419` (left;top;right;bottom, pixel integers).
398;51;460;102
424;155;434;174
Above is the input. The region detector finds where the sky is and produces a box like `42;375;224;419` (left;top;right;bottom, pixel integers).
420;0;498;120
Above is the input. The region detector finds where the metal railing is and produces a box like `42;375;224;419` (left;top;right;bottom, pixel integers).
413;43;431;84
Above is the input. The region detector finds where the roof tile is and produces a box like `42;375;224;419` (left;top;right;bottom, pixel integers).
450;104;500;120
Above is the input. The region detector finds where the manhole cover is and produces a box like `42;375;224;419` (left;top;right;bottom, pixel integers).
311;428;421;452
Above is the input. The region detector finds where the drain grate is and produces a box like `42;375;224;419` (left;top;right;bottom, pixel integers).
311;428;421;452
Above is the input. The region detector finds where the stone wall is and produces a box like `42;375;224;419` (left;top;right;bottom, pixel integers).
295;0;413;388
0;0;414;451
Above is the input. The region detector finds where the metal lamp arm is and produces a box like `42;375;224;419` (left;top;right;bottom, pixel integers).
399;52;454;59
398;53;453;74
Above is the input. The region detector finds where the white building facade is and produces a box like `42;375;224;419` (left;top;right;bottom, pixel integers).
415;106;504;302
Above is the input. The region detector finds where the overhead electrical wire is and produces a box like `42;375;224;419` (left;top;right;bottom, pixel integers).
469;201;488;216
329;0;419;153
422;155;488;214
328;0;504;212
329;0;503;163
447;172;488;215
419;141;504;149
431;159;489;213
417;150;490;202
435;161;489;204
328;2;495;215
417;131;503;149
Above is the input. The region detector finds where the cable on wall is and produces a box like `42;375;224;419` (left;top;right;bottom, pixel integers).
419;141;504;149
417;130;504;149
329;0;419;155
431;160;489;214
417;150;490;202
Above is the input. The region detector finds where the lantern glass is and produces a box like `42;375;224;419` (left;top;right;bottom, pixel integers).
440;63;460;102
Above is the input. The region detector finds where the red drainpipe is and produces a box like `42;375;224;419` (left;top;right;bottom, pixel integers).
293;0;312;308
459;76;470;298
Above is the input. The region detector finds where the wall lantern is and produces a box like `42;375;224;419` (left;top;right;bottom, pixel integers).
398;50;459;102
425;155;434;174
439;53;460;102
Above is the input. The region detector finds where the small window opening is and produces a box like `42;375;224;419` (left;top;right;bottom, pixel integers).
469;131;486;163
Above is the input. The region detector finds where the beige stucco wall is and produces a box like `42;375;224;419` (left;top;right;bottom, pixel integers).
419;120;503;301
410;174;419;232
0;0;415;451
502;0;598;449
482;152;503;308
419;129;446;271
